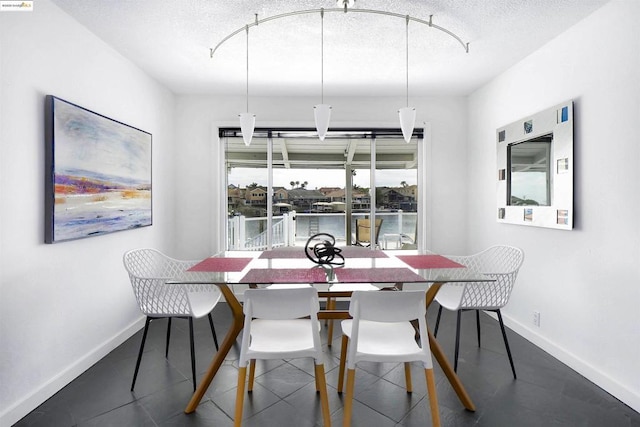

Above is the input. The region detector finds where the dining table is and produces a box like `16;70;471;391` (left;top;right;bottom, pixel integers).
177;246;494;414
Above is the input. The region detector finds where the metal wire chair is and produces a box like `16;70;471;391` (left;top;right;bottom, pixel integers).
433;245;524;378
123;248;221;391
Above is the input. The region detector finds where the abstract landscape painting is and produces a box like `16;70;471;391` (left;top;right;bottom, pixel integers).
45;96;152;243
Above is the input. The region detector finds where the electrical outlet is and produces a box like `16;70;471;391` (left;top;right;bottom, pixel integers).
533;311;541;327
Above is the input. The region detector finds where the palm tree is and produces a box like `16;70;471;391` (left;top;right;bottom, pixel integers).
401;181;408;188
290;181;295;189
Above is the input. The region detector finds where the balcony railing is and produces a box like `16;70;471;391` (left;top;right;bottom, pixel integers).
228;210;416;250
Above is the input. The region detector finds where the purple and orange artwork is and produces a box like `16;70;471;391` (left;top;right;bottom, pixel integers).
45;96;152;243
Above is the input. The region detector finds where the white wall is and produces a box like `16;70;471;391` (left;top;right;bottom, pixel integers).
0;2;176;425
173;94;469;259
4;0;638;424
467;0;640;411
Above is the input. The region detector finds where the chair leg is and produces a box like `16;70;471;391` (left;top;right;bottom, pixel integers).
404;362;413;393
131;316;152;391
338;334;348;393
314;364;331;427
454;310;462;372
234;366;247;427
476;310;481;348
425;368;441;427
327;298;335;347
324;297;331;326
208;313;219;351
248;359;256;392
496;310;517;379
343;369;356;427
165;317;172;358
188;317;196;391
434;305;443;337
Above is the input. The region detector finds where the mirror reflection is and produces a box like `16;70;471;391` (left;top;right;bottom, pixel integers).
507;134;552;206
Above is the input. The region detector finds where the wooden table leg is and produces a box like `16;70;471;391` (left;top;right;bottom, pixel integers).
185;284;244;413
425;282;476;412
427;329;476;411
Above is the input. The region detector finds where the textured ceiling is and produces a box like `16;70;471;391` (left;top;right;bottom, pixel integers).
51;0;609;97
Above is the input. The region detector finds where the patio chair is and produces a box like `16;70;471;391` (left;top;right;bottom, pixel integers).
353;218;383;247
123;248;221;391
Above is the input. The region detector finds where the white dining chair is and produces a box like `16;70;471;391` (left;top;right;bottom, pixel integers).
433;245;524;378
325;282;378;347
235;287;331;427
338;290;440;427
123;248;221;391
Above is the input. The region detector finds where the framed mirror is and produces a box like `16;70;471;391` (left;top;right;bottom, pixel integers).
496;100;573;229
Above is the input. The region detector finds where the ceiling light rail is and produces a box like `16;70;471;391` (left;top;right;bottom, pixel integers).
219;127;425;140
210;8;469;58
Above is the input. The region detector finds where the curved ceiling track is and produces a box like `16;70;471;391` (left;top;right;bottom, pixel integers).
210;7;469;58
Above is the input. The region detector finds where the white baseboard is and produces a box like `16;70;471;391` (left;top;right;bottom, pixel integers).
501;312;640;413
0;317;145;427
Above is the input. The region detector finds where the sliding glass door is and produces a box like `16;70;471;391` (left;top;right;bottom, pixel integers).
223;128;419;251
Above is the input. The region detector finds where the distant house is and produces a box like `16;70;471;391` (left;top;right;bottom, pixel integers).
324;188;346;202
245;187;267;205
352;190;370;211
378;187;416;211
397;184;417;198
274;187;288;202
286;188;328;212
227;186;245;208
318;187;341;196
323;188;370;211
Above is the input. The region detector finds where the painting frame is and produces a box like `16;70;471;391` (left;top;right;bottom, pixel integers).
45;95;152;243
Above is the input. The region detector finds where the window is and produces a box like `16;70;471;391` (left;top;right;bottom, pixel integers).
223;128;420;250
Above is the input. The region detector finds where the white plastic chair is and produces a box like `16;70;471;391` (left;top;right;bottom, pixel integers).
325;282;378;347
338;290;440;427
433;245;524;378
123;248;221;391
235;287;331;427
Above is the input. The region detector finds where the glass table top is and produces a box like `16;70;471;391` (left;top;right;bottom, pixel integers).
174;248;493;285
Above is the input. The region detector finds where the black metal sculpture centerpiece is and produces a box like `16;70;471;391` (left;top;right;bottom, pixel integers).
305;233;345;267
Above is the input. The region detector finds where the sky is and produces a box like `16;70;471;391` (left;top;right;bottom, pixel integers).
54;98;151;181
228;167;416;189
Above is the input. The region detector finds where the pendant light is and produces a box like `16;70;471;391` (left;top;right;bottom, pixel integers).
314;8;331;141
239;25;255;146
398;16;416;143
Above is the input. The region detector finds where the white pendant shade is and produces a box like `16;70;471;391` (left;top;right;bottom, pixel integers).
314;104;332;141
239;112;256;146
398;107;416;143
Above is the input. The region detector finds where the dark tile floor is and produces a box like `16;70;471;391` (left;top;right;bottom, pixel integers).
15;302;640;426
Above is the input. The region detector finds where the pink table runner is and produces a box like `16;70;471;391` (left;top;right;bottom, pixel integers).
239;268;329;284
396;255;464;269
335;267;425;283
188;257;253;272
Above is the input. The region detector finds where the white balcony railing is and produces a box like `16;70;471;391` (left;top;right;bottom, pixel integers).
228;211;416;250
